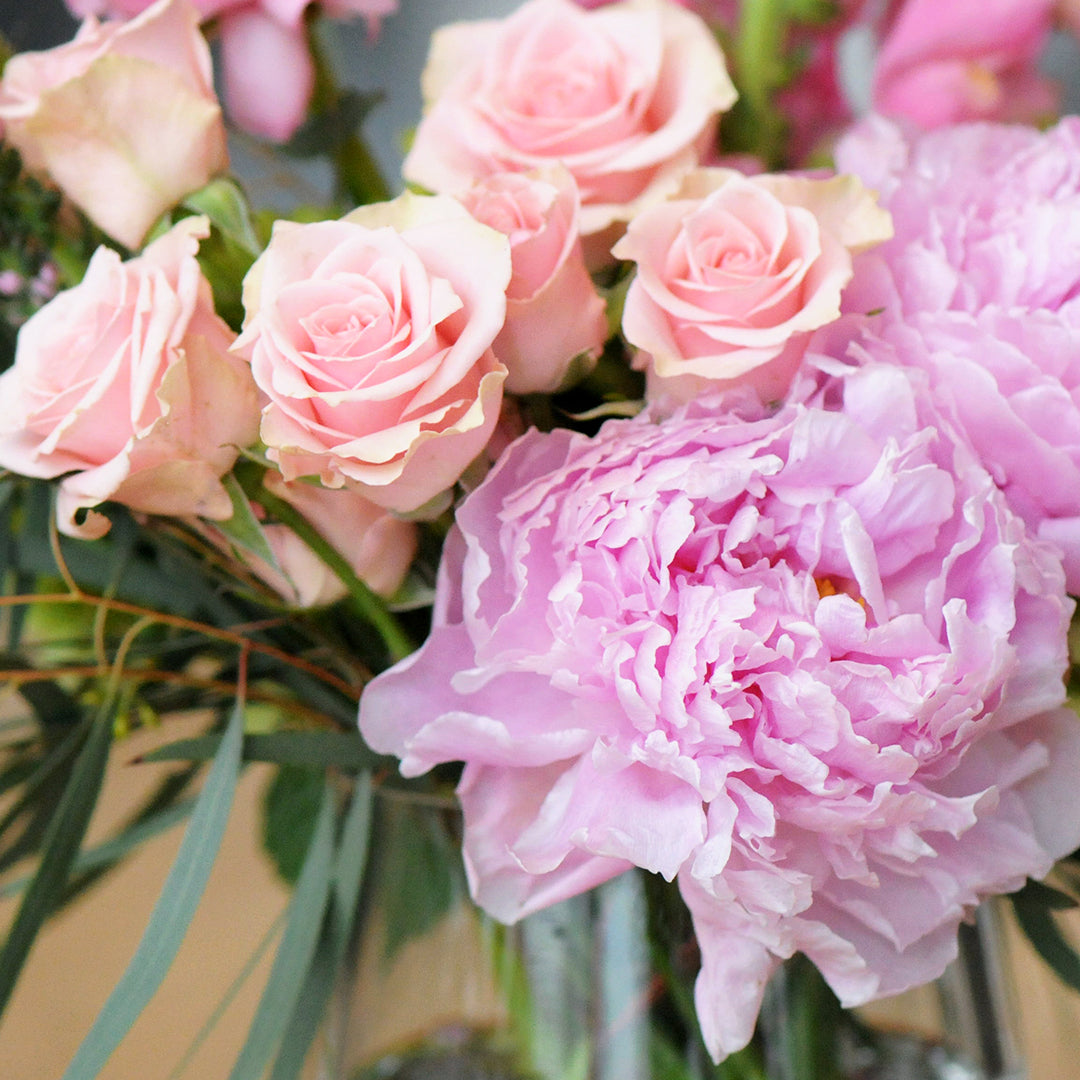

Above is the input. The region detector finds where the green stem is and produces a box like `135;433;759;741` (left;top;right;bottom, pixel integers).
237;468;416;664
733;0;791;167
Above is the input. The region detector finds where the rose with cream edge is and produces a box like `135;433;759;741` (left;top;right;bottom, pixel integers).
234;192;512;514
614;168;892;406
404;0;737;240
0;217;259;538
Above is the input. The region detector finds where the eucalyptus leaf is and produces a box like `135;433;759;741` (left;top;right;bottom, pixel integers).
0;710;111;1018
263;765;325;886
216;473;283;573
228;781;336;1080
140;730;385;772
267;771;374;1080
1011;880;1080;993
61;699;245;1080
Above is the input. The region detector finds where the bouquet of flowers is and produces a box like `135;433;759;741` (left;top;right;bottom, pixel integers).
3;0;1080;1076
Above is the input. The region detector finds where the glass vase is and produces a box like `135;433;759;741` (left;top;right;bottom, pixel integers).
317;796;1028;1080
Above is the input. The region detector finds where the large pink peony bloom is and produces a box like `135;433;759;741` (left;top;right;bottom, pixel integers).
65;0;396;141
836;116;1080;591
360;357;1080;1061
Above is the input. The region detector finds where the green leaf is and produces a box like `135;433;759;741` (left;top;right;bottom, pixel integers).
268;771;373;1080
228;781;336;1080
139;731;385;772
215;474;282;573
61;699;245;1080
0;710;112;1017
1011;880;1080;993
372;799;462;963
262;765;325;886
184;178;262;257
0;799;194;900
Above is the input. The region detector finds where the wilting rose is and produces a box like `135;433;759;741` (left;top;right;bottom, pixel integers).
234;191;511;513
0;0;228;248
871;0;1058;127
0;217;259;537
65;0;396;142
614;168;891;405
404;0;737;238
360;357;1080;1061
461;168;608;394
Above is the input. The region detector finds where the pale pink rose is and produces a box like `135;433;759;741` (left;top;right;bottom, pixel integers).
234;192;512;514
872;0;1058;127
238;473;417;607
460;168;608;395
0;218;260;538
404;0;737;239
613;168;892;406
0;0;228;249
64;0;396;142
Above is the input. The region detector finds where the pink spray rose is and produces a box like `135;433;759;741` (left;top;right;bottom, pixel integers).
64;0;396;142
0;217;260;538
403;0;738;240
233;192;512;514
613;168;892;406
871;0;1058;127
460;168;608;395
359;357;1080;1062
230;473;417;607
836;116;1080;591
0;0;228;249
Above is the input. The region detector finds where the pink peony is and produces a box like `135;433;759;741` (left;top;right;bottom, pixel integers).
0;0;228;248
0;217;260;538
871;0;1058;127
613;168;891;406
403;0;737;240
359;357;1080;1061
836;116;1080;590
460;168;608;395
65;0;396;142
233;191;511;514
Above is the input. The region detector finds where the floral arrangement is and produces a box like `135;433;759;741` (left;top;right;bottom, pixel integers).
3;0;1080;1077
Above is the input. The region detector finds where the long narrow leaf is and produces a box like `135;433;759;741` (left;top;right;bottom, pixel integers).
0;712;111;1017
268;771;373;1080
61;700;245;1080
227;781;336;1080
140;731;384;771
1011;884;1080;993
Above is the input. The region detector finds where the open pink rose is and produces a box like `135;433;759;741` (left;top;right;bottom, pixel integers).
65;0;396;142
360;357;1080;1061
614;168;892;406
0;217;260;538
404;0;737;239
461;168;608;395
871;0;1058;127
233;192;511;513
0;0;227;248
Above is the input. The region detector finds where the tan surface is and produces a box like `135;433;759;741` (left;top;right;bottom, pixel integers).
2;716;1080;1079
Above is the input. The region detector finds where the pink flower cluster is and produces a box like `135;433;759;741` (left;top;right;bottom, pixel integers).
836;117;1080;591
360;358;1080;1058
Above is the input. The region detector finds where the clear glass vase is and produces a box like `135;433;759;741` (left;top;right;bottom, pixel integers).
317;796;1027;1080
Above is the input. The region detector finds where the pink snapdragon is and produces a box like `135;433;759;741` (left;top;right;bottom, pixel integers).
65;0;396;141
871;0;1058;127
360;357;1080;1060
